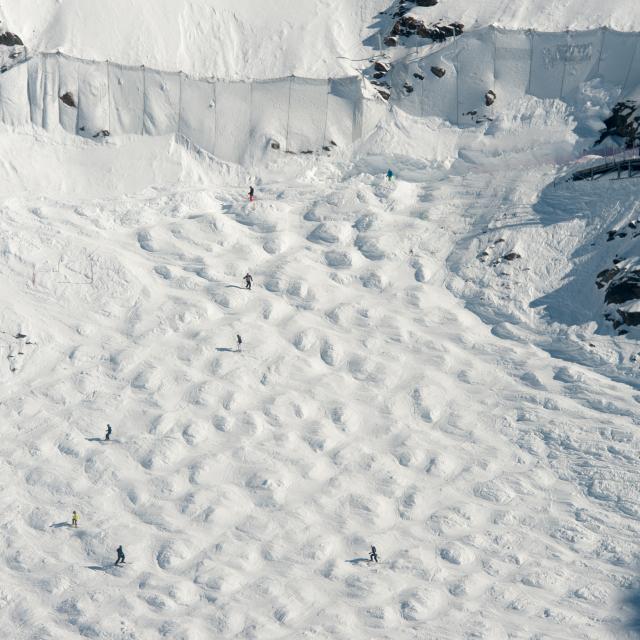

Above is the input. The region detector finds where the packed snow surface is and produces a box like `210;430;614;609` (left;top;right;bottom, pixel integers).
1;105;640;639
1;1;640;640
5;0;640;78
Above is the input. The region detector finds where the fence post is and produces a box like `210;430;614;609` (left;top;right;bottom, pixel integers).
559;30;569;98
526;30;534;95
141;65;146;135
621;35;639;96
212;80;217;151
454;33;460;125
492;26;498;106
106;59;111;133
322;78;330;149
595;27;606;77
420;66;425;118
177;71;183;136
285;75;293;152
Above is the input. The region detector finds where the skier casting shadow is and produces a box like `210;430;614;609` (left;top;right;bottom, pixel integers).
114;545;126;566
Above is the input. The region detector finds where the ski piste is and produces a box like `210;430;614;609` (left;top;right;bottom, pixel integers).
1;1;640;638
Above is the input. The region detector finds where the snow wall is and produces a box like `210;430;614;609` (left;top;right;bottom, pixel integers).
0;51;366;164
389;26;640;124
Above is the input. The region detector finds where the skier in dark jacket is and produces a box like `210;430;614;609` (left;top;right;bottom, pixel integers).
115;545;125;565
369;545;378;563
105;424;112;441
243;273;253;290
248;186;255;202
236;334;242;352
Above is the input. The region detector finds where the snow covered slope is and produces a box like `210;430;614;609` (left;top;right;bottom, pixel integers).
0;98;639;640
1;2;640;640
0;0;389;79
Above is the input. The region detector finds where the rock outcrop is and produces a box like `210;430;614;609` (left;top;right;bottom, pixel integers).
596;101;640;148
0;31;23;47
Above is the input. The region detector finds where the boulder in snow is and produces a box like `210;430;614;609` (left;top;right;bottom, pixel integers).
0;32;23;47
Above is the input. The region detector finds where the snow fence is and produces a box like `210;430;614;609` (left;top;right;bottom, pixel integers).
389;26;640;124
2;28;639;161
0;52;366;164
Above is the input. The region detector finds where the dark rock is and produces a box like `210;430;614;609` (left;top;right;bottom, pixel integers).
619;310;640;326
271;140;281;150
416;0;438;5
629;221;637;229
59;92;77;108
376;88;391;101
330;140;337;146
605;270;640;305
374;61;391;74
485;90;497;107
92;130;110;138
373;72;385;80
389;17;462;44
0;31;23;47
413;72;424;80
384;36;398;47
503;252;521;261
596;266;620;289
596;101;640;148
404;82;414;94
322;145;331;152
613;257;623;265
431;66;446;78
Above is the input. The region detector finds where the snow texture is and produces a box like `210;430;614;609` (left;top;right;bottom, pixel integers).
0;2;640;640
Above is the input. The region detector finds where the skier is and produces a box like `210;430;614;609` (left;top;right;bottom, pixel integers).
236;334;242;352
386;168;394;181
105;424;112;441
248;186;255;202
115;545;125;566
369;545;378;563
243;273;253;290
71;511;79;528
